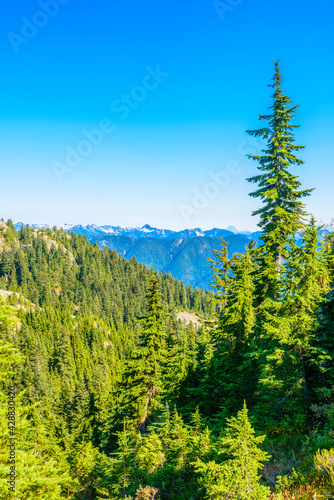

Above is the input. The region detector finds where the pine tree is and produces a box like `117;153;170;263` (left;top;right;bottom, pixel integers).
135;430;165;476
197;244;257;419
67;441;100;499
255;218;330;431
196;402;270;499
323;222;334;288
0;305;72;499
215;244;258;416
208;239;233;312
219;243;257;343
188;407;212;463
280;218;329;390
165;322;195;403
247;61;313;302
95;419;138;498
117;274;167;433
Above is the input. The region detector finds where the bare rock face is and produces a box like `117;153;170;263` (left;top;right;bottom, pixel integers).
176;311;201;327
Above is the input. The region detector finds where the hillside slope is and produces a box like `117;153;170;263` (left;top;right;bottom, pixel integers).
0;220;214;324
14;222;260;288
92;233;251;288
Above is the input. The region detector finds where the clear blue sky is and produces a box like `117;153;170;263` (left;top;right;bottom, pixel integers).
1;0;333;230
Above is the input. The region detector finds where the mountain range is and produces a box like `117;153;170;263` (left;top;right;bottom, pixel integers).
14;222;331;289
13;223;262;288
13;223;261;240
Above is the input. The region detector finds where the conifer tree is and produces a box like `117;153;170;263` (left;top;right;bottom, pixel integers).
219;243;256;343
165;322;198;404
96;419;138;498
199;244;257;418
323;224;334;287
247;61;313;301
188;407;212;463
280;218;329;390
117;274;167;433
216;244;258;414
0;304;72;499
255;218;330;429
196;402;270;499
208;239;233;312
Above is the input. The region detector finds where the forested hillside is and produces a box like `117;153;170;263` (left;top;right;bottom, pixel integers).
1;62;334;500
0;219;216;498
0;220;213;326
92;233;252;289
14;223;262;289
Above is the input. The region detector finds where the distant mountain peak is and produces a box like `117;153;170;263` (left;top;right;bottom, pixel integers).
226;225;239;233
13;222;261;242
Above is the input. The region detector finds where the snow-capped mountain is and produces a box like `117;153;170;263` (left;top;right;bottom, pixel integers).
14;222;260;288
13;222;332;288
14;222;261;241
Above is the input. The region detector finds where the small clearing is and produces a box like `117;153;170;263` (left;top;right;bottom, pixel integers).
177;311;202;327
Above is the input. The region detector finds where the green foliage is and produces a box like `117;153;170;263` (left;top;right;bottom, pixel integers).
314;448;334;485
253;218;331;431
0;223;214;499
209;239;233;310
196;402;270;499
0;330;72;499
116;274;167;433
1;63;334;498
246;60;312;302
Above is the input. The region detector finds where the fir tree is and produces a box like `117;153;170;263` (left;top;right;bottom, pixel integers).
96;419;138;498
208;239;233;312
117;275;167;433
247;61;313;302
196;244;257;419
219;243;256;343
0;306;72;499
255;218;330;431
216;244;258;415
196;402;270;499
280;218;329;391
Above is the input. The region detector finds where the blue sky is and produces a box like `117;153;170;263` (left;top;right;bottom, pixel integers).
1;0;333;230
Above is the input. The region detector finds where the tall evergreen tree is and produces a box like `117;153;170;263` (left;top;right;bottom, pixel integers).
255;218;330;431
219;243;256;344
196;402;270;500
117;274;167;433
280;218;330;392
208;239;233;312
199;244;257;420
247;61;313;302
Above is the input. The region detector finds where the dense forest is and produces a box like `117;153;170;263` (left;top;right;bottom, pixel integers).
1;63;334;499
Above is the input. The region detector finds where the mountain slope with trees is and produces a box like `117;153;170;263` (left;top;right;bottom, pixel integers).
14;223;261;289
1;62;334;499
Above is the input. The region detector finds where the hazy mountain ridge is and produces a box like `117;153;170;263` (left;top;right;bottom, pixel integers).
91;234;252;288
14;223;259;288
13;222;331;288
14;222;263;241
